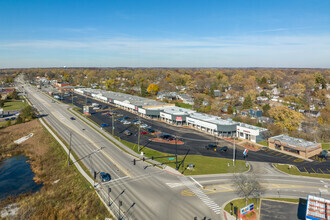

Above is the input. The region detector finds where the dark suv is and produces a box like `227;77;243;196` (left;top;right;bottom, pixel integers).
220;146;228;152
205;144;217;150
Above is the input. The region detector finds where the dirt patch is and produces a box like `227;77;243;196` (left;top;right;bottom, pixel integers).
149;137;184;145
0;120;109;219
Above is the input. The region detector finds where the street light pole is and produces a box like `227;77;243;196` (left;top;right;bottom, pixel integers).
138;123;141;152
112;114;114;135
67;132;72;167
108;187;111;206
119;200;123;220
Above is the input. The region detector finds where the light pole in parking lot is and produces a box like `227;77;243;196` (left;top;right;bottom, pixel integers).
138;122;141;152
233;134;236;167
175;135;178;170
112;114;114;135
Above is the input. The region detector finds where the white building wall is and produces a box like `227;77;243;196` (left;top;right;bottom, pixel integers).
186;117;217;130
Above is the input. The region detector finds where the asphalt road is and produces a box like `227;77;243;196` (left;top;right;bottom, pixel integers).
61;93;330;175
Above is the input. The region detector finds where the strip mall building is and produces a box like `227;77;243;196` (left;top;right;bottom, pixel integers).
74;88;267;141
268;135;322;158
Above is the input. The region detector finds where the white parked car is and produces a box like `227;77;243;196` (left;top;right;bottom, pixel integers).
140;124;149;129
122;120;131;125
93;107;100;110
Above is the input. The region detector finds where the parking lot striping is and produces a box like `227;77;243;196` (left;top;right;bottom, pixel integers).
275;153;283;156
281;154;288;158
319;168;325;174
294;158;304;162
327;169;330;173
311;168;317;173
303;167;308;173
288;156;294;159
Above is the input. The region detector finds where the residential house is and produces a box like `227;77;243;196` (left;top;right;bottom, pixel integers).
304;110;320;118
177;93;194;105
249;108;263;118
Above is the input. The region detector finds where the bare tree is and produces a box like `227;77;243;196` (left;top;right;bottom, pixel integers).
232;174;264;206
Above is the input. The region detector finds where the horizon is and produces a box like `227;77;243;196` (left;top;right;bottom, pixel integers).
1;0;330;68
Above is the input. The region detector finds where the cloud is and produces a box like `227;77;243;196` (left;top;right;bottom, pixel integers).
1;34;330;68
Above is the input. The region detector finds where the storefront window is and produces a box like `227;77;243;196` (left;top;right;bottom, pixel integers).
283;147;299;154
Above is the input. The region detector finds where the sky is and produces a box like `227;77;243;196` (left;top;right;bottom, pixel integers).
0;0;330;68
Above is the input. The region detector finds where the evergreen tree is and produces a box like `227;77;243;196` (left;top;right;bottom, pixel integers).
242;95;253;109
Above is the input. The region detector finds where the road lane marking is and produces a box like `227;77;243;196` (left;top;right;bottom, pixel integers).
166;183;185;188
50;110;132;177
190;177;203;188
180;176;221;215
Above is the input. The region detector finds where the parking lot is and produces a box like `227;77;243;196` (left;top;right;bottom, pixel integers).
57;92;330;174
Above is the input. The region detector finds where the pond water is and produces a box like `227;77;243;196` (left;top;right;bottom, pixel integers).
0;155;42;200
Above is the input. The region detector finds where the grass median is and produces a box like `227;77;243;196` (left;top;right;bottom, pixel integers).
119;138;249;175
273;163;330;179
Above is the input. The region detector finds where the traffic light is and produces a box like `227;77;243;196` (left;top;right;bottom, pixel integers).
133;159;136;165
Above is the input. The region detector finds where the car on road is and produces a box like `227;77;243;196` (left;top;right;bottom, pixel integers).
140;131;148;135
101;123;110;127
70;117;75;120
219;146;228;152
100;172;111;182
123;116;130;120
122;120;131;125
205;144;217;150
124;130;132;136
87;100;92;103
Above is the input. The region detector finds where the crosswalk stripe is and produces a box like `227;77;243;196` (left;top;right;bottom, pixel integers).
179;176;221;215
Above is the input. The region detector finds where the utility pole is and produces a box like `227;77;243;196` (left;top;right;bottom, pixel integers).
175;135;178;170
233;133;236;167
67;132;72;167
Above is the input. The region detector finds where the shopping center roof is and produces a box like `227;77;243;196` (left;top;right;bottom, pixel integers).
270;134;319;149
188;112;238;125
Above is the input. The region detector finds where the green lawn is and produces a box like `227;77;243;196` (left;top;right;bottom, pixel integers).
273;163;330;179
258;140;268;147
322;143;330;151
2;100;28;111
119;138;249;175
224;198;259;214
175;102;193;109
224;197;299;215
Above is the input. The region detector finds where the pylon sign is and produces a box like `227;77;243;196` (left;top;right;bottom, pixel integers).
243;149;248;156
